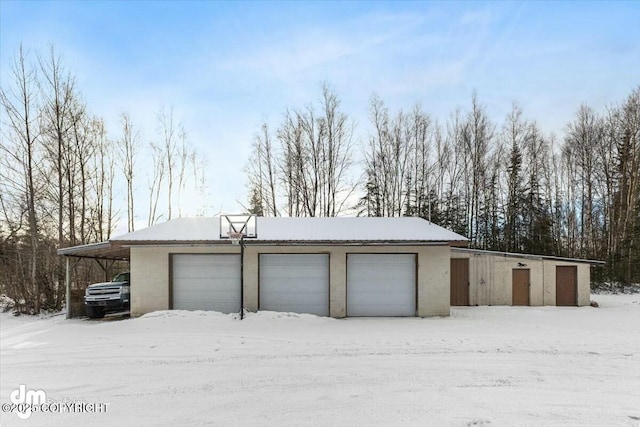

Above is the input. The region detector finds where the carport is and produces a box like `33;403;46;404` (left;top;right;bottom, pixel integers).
57;241;130;319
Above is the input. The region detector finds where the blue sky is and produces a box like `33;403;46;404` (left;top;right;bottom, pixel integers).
1;1;639;224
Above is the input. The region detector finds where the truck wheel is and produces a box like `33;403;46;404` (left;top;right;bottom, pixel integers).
86;306;105;319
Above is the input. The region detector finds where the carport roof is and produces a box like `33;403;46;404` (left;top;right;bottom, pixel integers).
57;241;130;260
109;216;469;244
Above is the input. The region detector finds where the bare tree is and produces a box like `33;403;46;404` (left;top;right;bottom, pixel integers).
90;118;115;241
318;84;355;216
67;96;90;246
362;95;410;217
193;156;211;216
277;84;355;217
176;125;189;217
438;108;468;234
279;110;304;216
462;91;495;248
0;45;42;312
246;123;279;216
118;112;137;232
565;104;603;258
406;104;435;219
37;45;82;310
147;142;165;226
157;106;177;220
39;45;76;244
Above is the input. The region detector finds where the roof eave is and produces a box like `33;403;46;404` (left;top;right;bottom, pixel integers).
57;241;112;255
57;241;130;260
451;247;605;265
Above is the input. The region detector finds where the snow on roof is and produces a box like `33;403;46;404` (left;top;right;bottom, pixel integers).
111;216;468;243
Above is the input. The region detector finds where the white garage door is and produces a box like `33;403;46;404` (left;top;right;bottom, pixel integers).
172;254;241;313
260;254;329;316
347;254;416;316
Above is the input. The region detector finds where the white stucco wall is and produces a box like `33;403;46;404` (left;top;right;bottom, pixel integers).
131;244;451;318
578;263;591;306
419;246;451;316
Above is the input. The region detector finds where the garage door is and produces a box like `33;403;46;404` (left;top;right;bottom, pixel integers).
347;254;416;316
171;254;241;313
259;254;329;316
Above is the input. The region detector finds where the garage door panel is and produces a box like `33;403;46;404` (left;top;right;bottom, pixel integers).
172;254;240;313
347;254;416;317
260;254;329;316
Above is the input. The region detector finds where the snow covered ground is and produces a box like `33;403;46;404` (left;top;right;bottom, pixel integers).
1;294;639;427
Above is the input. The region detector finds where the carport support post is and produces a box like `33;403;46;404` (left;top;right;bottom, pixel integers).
240;238;245;320
65;257;71;319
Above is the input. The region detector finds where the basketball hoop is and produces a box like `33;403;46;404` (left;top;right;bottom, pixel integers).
220;214;257;241
227;231;244;245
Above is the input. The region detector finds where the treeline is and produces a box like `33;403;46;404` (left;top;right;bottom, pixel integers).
1;44;637;314
0;45;208;313
247;85;640;285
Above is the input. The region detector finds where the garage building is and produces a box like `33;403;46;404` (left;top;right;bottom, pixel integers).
107;216;467;318
58;216;602;318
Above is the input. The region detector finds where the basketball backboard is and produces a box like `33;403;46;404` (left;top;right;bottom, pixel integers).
219;214;257;239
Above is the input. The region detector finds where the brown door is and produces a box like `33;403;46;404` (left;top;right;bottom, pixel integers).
512;269;530;306
556;266;577;306
450;259;469;306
